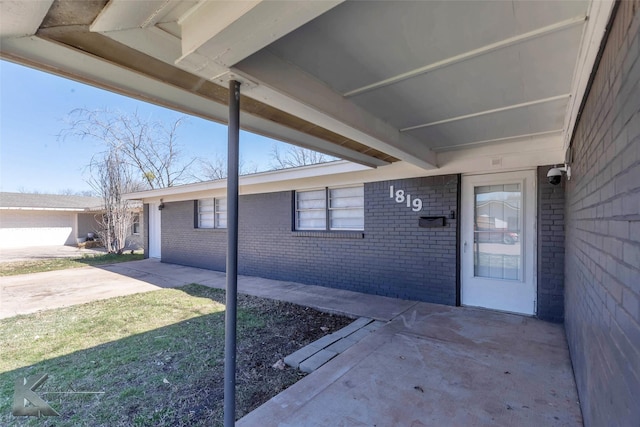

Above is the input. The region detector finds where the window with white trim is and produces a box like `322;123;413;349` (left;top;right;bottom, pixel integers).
198;198;227;229
132;213;140;234
295;186;364;231
214;198;227;228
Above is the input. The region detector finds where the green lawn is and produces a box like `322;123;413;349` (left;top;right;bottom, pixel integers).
0;253;144;276
0;284;351;426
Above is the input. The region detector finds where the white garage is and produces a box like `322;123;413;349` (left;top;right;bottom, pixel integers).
0;193;102;249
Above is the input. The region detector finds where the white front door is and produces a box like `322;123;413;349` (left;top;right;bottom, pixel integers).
461;170;536;315
148;203;162;259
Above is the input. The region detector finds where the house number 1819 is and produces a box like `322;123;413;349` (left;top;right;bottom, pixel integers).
389;185;423;212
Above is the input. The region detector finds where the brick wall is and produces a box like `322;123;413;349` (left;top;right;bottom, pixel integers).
161;175;459;304
161;200;227;270
564;2;640;426
537;165;566;322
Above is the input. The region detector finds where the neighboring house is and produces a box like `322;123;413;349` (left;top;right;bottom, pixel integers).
0;192;143;250
2;1;638;426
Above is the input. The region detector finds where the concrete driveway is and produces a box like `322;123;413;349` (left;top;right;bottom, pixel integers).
0;259;216;319
0;245;107;263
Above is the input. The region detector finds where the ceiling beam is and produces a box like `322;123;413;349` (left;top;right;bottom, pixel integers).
401;94;570;132
90;0;183;32
0;0;54;38
430;130;563;152
176;0;342;77
344;15;586;98
234;50;438;170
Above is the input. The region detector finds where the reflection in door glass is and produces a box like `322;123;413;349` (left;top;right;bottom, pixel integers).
474;184;521;280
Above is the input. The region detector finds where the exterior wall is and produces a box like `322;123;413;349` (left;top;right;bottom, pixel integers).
162;175;459;304
125;211;144;250
161;200;227;270
77;212;100;239
0;210;76;247
564;2;640;426
537;165;566;322
159;171;568;315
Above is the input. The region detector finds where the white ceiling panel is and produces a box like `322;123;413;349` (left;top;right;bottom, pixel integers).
347;24;583;130
405;96;568;150
266;1;588;94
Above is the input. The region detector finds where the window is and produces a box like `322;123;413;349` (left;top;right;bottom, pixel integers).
132;214;140;234
295;186;364;231
214;198;227;228
329;186;365;230
198;198;227;229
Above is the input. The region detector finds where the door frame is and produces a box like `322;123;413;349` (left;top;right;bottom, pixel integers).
460;170;537;315
148;202;162;259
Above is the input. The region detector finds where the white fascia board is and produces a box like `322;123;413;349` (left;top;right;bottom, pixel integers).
177;0;342;68
124;161;372;201
90;0;183;32
0;1;53;38
126;134;565;203
0;36;385;168
233;51;439;171
563;0;616;153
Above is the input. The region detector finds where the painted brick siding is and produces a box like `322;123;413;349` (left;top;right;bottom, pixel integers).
161;175;459;305
537;165;566;323
161;200;227;270
564;2;640;427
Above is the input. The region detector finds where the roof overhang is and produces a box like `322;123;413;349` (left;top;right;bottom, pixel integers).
1;0;615;173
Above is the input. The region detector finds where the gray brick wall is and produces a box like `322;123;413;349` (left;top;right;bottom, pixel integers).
537;165;566;323
162;200;227;270
161;175;459;305
564;2;640;426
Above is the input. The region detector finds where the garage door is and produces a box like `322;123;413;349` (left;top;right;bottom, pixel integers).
0;211;76;248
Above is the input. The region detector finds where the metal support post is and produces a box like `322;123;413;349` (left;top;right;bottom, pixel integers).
224;79;240;427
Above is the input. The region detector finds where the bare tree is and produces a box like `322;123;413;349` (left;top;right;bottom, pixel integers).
88;148;143;254
198;155;228;181
270;144;333;169
17;187;41;194
198;154;260;181
62;109;197;189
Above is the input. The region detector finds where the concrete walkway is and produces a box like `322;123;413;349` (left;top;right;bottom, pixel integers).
0;259;582;425
0;259;414;320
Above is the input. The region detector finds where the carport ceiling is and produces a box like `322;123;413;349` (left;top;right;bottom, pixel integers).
0;0;612;171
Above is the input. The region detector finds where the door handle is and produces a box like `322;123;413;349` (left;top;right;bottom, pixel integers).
463;241;467;253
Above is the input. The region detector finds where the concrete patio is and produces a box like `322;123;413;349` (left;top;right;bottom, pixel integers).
238;302;581;426
0;259;582;425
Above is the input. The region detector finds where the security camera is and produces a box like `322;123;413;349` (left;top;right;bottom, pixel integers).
547;165;571;185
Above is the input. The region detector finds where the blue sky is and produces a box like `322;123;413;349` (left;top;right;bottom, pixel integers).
0;60;290;194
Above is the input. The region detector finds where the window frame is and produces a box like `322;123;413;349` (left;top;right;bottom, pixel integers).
295;185;364;231
132;213;140;235
197;198;227;229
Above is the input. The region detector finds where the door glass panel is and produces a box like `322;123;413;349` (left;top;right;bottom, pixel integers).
474;184;521;280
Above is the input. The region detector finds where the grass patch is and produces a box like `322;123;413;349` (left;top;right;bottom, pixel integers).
0;253;145;276
0;284;352;426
